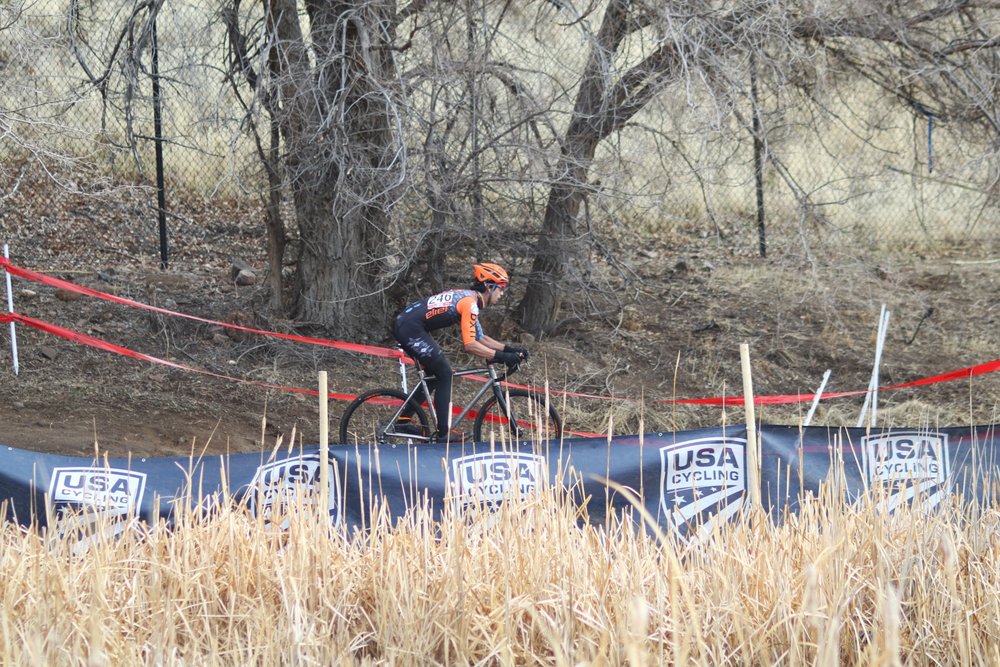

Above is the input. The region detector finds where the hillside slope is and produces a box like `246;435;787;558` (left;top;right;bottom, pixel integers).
2;175;999;458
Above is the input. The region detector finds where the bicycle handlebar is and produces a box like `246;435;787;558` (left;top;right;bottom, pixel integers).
459;355;526;381
495;359;524;381
449;353;528;383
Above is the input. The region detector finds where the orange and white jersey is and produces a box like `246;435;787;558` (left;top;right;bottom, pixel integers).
396;289;484;345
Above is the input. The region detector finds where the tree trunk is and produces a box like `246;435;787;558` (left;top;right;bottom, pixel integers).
517;140;598;335
293;186;389;338
516;0;630;335
268;0;401;338
516;0;684;335
264;115;285;314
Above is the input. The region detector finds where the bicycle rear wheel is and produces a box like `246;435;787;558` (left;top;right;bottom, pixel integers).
473;388;562;444
339;389;431;445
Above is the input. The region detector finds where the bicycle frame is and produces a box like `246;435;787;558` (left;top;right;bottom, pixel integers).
380;362;514;442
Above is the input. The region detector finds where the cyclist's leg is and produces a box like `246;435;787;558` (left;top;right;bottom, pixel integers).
394;320;447;427
393;319;428;416
421;354;452;439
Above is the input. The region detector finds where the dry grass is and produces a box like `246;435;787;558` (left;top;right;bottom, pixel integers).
3;473;1000;665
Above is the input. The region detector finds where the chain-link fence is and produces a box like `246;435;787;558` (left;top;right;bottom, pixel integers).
2;0;997;272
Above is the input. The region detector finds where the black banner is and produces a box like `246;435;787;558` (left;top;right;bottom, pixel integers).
3;424;999;542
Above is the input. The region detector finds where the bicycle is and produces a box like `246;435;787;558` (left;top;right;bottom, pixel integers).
339;352;562;445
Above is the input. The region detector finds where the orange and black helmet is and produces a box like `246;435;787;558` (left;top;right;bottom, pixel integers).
473;262;509;289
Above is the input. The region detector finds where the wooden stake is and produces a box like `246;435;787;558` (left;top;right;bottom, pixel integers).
740;343;761;510
318;370;329;521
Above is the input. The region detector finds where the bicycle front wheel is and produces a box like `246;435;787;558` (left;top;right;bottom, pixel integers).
473;388;562;444
339;389;431;445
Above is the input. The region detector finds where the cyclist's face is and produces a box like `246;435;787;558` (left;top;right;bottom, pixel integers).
489;284;506;304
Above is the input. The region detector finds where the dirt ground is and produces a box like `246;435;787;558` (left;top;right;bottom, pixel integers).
2;172;1000;459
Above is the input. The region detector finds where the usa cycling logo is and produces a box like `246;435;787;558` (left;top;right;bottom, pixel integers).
247;454;341;528
659;436;747;540
49;467;147;511
451;451;547;511
862;430;951;510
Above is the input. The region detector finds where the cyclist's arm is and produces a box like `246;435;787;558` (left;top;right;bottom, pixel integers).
464;335;504;359
456;295;504;359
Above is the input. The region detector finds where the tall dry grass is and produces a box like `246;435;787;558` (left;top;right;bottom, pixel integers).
2;477;999;665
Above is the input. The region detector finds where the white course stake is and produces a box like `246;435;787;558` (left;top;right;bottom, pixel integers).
398;352;408;393
857;305;890;428
803;369;831;428
870;306;889;426
3;244;18;376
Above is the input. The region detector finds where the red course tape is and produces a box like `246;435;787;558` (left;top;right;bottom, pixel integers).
0;257;407;360
4;257;1000;408
0;311;356;402
0;311;606;437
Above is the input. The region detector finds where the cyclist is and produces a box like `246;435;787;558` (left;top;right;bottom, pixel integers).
392;262;529;442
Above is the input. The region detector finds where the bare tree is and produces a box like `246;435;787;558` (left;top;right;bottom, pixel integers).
0;0;98;195
256;0;405;336
516;0;678;334
70;0;406;337
47;0;1000;340
398;1;560;292
515;0;1000;334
